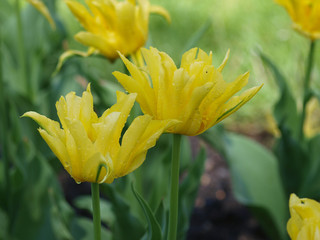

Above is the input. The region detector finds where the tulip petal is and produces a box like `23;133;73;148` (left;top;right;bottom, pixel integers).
38;129;70;171
149;5;171;23
217;49;230;72
74;32;118;59
65;0;95;31
22;111;64;139
55;47;96;73
27;0;56;29
114;114;152;177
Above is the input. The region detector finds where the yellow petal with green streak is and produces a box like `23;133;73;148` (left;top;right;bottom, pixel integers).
27;0;56;29
81;151;109;183
63;118;97;180
217;49;230;72
113;71;155;116
114;115;152;176
38;129;70;172
123;118;179;174
101;92;137;142
22;111;64;139
94;111;121;157
213;85;263;126
55;47;96;74
149;5;171;23
75;32;117;59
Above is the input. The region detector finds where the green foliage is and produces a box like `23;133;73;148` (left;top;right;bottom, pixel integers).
223;133;288;240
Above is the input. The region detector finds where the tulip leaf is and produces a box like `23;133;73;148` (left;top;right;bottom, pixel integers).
259;52;299;139
224;132;288;240
100;184;145;240
274;124;308;197
131;183;162;240
73;195;115;227
182;19;211;53
178;147;206;240
297;134;320;198
71;217;111;240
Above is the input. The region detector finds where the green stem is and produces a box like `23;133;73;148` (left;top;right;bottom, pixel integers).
0;28;12;231
91;183;101;240
299;40;316;141
15;0;30;100
167;134;182;240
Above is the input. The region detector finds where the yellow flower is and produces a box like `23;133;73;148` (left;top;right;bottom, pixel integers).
64;0;170;60
287;194;320;240
113;47;263;136
304;97;320;138
23;84;176;183
26;0;56;29
275;0;320;40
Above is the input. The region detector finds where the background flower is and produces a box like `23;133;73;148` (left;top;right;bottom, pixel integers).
114;47;262;136
287;194;320;240
26;0;56;29
275;0;320;39
64;0;170;59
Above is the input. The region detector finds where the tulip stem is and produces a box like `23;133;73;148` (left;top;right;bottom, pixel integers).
15;0;31;101
91;183;101;240
0;28;12;231
168;134;182;240
299;40;316;141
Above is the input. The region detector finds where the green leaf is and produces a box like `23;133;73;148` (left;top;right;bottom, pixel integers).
178;148;206;240
71;217;111;240
275;124;308;197
73;196;115;227
260;52;299;139
224;133;288;240
182;19;211;53
298;134;320;198
131;183;162;240
100;184;145;240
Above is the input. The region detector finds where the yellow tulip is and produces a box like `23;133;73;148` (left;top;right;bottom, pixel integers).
23;84;177;183
64;0;170;60
113;47;263;136
275;0;320;40
26;0;56;29
287;194;320;240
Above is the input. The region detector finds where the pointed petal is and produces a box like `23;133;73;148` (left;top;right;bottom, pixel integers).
74;32;118;59
22;111;64;139
100;92;136;143
38;128;70;173
55;47;96;74
149;5;171;23
114;115;152;176
214;84;263;125
27;0;56;29
217;49;230;72
65;0;95;31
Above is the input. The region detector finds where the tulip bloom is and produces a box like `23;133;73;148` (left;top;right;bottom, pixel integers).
287;194;320;240
113;47;262;136
275;0;320;40
26;0;56;29
23;84;176;183
64;0;170;60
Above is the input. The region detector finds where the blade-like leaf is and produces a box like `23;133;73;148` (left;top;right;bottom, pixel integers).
260;52;299;139
131;183;162;240
224;133;288;240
